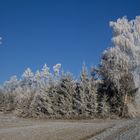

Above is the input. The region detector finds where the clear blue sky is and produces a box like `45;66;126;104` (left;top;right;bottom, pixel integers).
0;0;140;83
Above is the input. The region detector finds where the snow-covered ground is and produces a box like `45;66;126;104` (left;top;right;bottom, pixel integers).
0;113;139;140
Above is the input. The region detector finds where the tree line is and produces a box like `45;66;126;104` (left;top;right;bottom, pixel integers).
0;16;140;119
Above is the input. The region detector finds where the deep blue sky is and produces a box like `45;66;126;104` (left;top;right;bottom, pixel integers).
0;0;140;83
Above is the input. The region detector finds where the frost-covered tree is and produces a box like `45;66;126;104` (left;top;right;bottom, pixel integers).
75;64;98;118
22;68;34;79
35;64;50;90
54;72;76;118
41;64;50;78
35;70;42;81
14;86;35;117
99;95;110;118
21;68;35;88
53;63;61;76
29;88;53;118
28;65;53;118
1;76;19;111
78;64;90;116
17;64;62;118
99;16;140;117
13;68;36;116
110;16;140;87
3;75;19;93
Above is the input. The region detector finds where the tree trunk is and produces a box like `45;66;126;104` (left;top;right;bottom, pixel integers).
121;93;128;117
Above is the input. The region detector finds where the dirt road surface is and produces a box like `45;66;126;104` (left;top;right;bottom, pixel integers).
0;113;139;140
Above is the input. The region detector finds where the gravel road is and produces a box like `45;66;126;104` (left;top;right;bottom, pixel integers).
0;113;139;140
91;118;140;140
